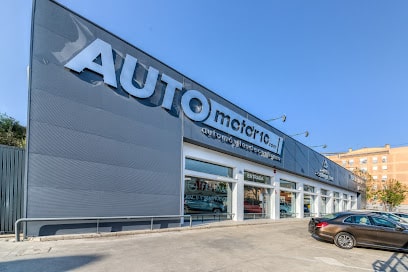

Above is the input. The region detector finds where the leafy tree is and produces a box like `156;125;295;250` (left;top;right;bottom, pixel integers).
0;113;26;148
354;168;408;210
377;179;407;211
352;168;372;206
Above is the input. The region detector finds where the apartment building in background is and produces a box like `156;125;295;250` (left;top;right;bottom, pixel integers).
326;144;408;210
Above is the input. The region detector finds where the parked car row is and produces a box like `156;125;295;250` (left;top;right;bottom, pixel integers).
184;199;226;213
184;199;301;215
309;210;408;252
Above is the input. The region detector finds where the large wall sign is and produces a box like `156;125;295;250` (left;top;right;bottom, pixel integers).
65;39;284;155
315;159;334;181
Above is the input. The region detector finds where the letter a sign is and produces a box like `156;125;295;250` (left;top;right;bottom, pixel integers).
65;38;117;88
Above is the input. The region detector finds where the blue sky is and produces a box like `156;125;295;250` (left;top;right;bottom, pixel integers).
1;0;408;153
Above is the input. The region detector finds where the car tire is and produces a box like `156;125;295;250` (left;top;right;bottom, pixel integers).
334;232;355;249
213;208;221;213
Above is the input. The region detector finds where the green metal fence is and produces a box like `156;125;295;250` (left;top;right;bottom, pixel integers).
0;145;25;234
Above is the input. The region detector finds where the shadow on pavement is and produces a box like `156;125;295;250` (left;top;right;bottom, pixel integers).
0;255;103;272
372;251;408;271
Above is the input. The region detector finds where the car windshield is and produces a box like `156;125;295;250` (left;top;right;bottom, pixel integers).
395;213;408;219
388;213;408;222
376;212;404;222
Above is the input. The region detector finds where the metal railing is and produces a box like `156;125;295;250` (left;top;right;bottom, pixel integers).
15;215;192;242
188;212;234;222
243;213;269;220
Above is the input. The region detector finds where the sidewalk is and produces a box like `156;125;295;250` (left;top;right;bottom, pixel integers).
2;218;309;242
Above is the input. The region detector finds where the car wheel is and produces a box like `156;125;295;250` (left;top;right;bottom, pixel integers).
334;232;355;249
213;208;221;213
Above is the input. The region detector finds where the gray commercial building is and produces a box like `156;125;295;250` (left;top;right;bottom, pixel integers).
25;0;364;236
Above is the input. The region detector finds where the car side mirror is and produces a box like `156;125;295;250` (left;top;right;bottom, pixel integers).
396;224;406;231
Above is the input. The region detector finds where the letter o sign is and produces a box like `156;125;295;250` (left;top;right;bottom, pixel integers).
181;90;210;122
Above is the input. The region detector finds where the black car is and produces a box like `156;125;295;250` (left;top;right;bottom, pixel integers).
309;211;408;251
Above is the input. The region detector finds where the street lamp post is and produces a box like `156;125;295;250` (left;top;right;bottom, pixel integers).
290;131;309;137
309;144;327;149
265;115;287;123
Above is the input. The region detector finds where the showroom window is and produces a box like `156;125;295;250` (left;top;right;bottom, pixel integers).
350;196;356;209
185;158;233;178
343;194;348;210
303;195;314;217
333;192;340;213
320;196;328;215
184;176;232;216
280;180;296;189
280;191;297;218
320;189;329;214
244;186;270;219
304;184;315;193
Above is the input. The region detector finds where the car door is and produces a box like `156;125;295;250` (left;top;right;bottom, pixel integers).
344;215;378;245
370;216;408;249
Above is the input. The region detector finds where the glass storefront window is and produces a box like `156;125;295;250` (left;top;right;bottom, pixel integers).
185;158;233;178
184;177;231;215
280;191;296;218
304;195;314;217
334;192;339;198
320;196;328;215
244;171;271;184
304;184;314;193
334;199;340;212
280;180;296;189
321;189;328;196
343;199;348;211
350;196;356;209
244;186;270;219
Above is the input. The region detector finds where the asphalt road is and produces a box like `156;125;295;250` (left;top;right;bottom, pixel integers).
1;219;407;272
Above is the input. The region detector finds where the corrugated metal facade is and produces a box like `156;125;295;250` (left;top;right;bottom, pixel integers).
27;0;182;235
0;145;25;233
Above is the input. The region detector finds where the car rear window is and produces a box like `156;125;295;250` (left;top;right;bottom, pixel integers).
321;213;343;220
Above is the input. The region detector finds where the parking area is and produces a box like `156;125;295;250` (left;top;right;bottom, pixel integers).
1;219;407;272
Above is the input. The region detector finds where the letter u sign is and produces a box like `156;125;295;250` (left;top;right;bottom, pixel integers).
65;38;159;99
